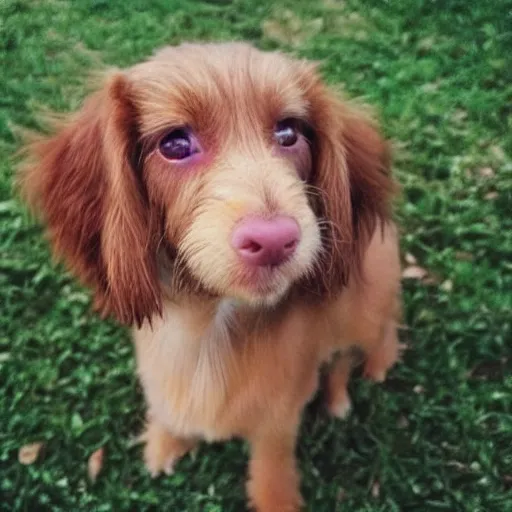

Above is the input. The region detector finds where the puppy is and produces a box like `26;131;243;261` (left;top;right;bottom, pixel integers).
19;43;402;511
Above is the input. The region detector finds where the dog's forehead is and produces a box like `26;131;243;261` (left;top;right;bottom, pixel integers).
129;43;316;135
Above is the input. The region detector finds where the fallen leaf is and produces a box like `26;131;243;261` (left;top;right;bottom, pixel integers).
421;81;441;93
18;442;43;465
305;18;324;36
261;10;323;47
88;447;104;483
405;252;417;265
332;10;367;35
478;166;494;179
452;109;468;123
402;265;428;280
417;35;436;52
423;273;441;286
322;0;345;9
447;460;469;471
455;251;473;261
490;145;505;161
261;19;293;46
397;415;410;429
440;279;453;292
371;480;380;498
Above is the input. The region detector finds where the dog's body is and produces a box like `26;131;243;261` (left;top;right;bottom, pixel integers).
137;223;400;442
19;43;401;511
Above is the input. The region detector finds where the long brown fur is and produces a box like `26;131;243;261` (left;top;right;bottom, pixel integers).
18;42;402;511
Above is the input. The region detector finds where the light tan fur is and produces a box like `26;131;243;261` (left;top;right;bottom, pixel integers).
18;42;402;511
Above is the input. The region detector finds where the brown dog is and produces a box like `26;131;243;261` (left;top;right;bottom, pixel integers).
19;43;402;511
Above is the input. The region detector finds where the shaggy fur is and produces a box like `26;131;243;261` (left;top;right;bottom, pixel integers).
19;42;402;511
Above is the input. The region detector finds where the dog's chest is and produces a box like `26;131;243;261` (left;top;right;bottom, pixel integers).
134;300;238;440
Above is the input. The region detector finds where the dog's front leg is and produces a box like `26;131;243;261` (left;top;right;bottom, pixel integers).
246;428;302;512
142;415;197;478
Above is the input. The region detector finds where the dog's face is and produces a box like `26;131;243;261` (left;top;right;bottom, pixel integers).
132;45;321;306
19;43;394;326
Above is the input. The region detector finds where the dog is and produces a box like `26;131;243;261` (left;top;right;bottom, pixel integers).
19;42;402;511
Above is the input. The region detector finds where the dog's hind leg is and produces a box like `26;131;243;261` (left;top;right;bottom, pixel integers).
362;318;401;382
325;353;354;419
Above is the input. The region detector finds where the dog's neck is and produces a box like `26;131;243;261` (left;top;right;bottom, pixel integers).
134;289;302;437
134;296;239;434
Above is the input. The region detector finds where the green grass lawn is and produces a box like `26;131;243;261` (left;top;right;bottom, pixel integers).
1;0;511;510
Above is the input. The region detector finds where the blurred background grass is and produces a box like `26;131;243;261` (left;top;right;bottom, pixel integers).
1;0;511;510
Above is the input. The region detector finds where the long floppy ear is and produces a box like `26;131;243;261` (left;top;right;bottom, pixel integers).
307;85;396;295
18;73;161;326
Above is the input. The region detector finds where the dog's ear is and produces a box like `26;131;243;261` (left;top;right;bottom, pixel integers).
307;87;396;295
18;73;161;326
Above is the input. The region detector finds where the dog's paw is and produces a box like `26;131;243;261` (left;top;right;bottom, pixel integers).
327;391;352;419
144;446;177;478
141;422;195;478
363;362;387;383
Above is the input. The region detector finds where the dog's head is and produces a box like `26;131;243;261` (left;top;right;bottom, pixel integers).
19;43;395;326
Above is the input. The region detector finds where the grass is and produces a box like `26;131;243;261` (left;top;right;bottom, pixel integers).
1;0;511;510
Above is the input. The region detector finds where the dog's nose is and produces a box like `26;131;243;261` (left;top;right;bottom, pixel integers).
232;216;300;267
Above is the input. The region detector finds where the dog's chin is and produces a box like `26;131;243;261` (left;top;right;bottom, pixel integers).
230;285;289;309
223;266;300;309
186;273;291;308
180;250;314;308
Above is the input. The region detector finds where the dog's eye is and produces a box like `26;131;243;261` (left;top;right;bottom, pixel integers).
159;129;199;161
274;119;299;147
